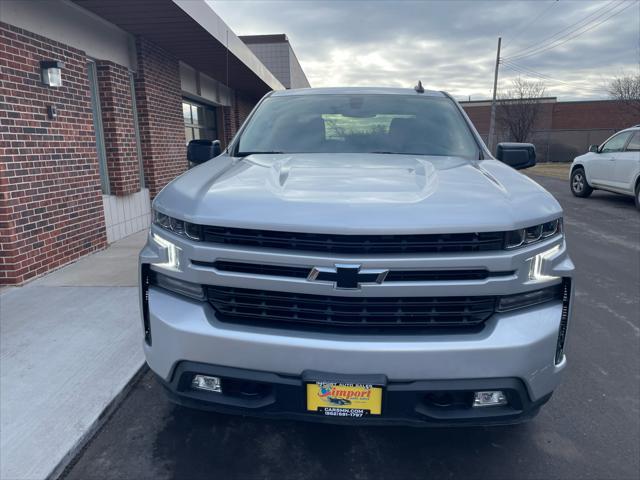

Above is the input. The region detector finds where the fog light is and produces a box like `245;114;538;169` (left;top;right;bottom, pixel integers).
192;375;222;393
473;390;507;407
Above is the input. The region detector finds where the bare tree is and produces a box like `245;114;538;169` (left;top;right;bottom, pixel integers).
496;78;546;143
607;73;640;117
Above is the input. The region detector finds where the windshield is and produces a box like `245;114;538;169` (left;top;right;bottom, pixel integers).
237;94;479;158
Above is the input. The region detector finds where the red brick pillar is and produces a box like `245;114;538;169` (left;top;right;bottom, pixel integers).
221;90;259;147
96;60;140;195
133;37;187;198
222;104;238;147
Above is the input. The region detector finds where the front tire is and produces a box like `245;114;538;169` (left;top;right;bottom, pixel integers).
570;168;593;198
635;182;640;210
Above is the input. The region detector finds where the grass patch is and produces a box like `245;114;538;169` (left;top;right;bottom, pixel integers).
524;163;571;179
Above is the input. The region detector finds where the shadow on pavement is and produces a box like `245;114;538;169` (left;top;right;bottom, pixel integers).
154;397;532;480
65;370;555;480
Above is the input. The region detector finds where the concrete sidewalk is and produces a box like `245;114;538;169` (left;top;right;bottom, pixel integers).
0;231;147;480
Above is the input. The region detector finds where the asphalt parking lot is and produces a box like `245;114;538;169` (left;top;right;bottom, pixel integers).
63;175;639;480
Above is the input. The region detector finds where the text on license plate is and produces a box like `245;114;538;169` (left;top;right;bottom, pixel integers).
306;382;383;416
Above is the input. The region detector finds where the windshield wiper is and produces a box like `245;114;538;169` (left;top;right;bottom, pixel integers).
237;151;284;157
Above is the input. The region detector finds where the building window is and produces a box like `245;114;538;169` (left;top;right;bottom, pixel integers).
183;99;218;144
87;60;110;194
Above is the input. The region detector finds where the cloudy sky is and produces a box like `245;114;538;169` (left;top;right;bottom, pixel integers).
212;0;639;101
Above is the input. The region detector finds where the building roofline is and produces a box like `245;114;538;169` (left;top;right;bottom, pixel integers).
460;97;620;106
460;97;558;106
173;0;284;92
545;98;620;105
285;36;310;87
239;34;288;44
240;32;311;88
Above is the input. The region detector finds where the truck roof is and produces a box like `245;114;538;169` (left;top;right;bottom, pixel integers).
271;87;446;97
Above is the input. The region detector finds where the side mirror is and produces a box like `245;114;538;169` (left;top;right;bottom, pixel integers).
187;139;222;164
588;144;599;153
496;142;536;170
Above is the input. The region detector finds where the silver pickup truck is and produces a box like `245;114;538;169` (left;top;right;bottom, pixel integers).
139;87;574;426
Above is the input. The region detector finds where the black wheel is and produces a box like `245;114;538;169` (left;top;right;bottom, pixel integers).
635;182;640;210
570;167;593;198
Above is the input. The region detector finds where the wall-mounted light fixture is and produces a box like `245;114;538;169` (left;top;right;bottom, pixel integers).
40;60;64;87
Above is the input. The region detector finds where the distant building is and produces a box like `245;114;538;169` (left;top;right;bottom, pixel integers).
240;34;310;89
461;98;637;162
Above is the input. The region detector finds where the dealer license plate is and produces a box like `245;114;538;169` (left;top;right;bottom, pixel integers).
306;382;383;417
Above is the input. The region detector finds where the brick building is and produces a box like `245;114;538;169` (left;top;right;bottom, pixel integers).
1;0;307;285
461;98;638;163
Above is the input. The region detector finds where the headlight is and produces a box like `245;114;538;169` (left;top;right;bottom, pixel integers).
505;218;562;249
151;232;181;271
497;283;563;311
153;209;203;241
528;245;561;281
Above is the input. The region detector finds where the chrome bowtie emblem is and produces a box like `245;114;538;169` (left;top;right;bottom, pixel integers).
307;264;389;290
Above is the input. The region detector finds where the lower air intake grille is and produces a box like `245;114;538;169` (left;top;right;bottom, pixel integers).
207;286;497;330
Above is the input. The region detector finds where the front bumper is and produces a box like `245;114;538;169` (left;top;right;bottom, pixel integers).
157;361;551;427
144;286;566;424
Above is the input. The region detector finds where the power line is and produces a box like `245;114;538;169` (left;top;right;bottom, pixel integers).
507;1;637;61
501;59;609;93
502;59;604;91
502;0;560;49
489;1;635;115
505;0;620;58
505;1;636;61
505;0;632;61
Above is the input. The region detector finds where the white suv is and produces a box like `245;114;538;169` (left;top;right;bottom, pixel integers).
570;125;640;209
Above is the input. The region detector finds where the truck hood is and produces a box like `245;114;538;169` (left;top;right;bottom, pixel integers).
155;153;562;234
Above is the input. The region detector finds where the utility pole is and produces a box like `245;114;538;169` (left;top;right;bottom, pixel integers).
488;36;501;155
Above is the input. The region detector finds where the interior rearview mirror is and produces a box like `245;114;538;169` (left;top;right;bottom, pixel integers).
187;139;222;165
495;143;536;170
588;144;599;153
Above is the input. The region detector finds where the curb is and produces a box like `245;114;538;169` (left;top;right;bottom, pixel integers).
48;364;148;480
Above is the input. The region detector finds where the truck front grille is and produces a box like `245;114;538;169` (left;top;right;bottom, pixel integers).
202;226;505;254
199;260;515;282
207;286;496;330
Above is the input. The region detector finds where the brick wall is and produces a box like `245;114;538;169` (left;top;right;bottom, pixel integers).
0;22;106;285
236;91;257;129
462;102;554;137
222;90;258;146
462;99;637;161
96;60;140;195
134;37;186;198
551;101;637;131
221;105;236;146
463;104;491;135
463;99;636;135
